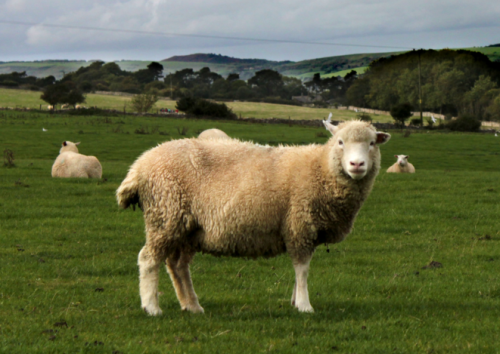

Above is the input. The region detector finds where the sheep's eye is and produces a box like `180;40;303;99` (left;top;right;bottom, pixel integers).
370;141;375;146
338;140;343;146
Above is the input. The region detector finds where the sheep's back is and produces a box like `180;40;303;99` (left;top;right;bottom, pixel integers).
52;152;102;178
134;139;312;257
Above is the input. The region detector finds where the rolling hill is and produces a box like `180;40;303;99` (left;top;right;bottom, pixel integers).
1;45;498;80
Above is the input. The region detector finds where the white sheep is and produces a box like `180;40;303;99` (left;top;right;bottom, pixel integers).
47;105;54;110
51;141;102;178
61;104;70;109
198;128;230;140
116;120;390;315
386;155;415;173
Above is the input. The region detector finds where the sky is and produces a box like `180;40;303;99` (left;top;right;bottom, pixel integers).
1;0;499;63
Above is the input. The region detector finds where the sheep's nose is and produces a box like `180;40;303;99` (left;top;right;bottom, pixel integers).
350;161;365;168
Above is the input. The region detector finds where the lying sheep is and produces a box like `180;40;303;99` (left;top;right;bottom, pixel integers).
117;120;390;315
387;155;415;173
52;141;102;178
198;128;230;140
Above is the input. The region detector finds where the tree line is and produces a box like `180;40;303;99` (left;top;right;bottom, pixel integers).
2;49;500;122
346;49;500;122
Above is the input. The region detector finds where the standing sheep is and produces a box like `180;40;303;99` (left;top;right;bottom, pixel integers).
386;155;415;173
52;141;102;178
117;120;390;315
198;128;230;140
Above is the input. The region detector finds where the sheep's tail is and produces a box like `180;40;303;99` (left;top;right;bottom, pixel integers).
116;167;141;210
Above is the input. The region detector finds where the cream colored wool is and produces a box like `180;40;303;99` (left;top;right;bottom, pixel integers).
198;128;230;140
52;141;102;178
117;120;390;314
387;155;415;173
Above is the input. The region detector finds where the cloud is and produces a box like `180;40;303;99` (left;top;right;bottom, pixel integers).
1;0;499;61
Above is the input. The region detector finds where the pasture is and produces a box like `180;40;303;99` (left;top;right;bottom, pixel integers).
0;88;394;123
1;110;499;353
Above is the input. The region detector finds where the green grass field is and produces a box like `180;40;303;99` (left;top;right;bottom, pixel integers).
0;88;397;123
1;110;499;353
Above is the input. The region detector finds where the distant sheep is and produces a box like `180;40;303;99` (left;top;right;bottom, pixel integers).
387;155;415;173
52;141;102;178
61;104;70;109
116;120;390;315
47;105;54;110
75;105;87;109
198;128;230;140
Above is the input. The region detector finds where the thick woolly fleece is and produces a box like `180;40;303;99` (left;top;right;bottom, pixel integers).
51;141;102;178
197;128;230;140
118;121;385;261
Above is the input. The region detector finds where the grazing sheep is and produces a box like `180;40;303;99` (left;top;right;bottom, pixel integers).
198;128;230;140
47;105;54;110
117;120;390;315
52;141;102;178
61;104;70;109
386;155;415;173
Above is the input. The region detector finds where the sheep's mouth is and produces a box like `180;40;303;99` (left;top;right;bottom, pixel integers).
347;169;366;179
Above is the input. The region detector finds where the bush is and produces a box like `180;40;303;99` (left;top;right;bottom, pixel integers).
131;92;159;114
356;112;372;122
410;118;422;126
176;97;236;119
3;149;15;167
0;80;19;87
390;103;413;126
66;108;119;116
446;115;481;132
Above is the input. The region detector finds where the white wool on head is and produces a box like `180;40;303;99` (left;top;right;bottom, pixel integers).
59;141;80;154
323;120;391;180
396;155;409;166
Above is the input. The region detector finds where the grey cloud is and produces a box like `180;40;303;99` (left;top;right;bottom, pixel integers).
0;0;499;62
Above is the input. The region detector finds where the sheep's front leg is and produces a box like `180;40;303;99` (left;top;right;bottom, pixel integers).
166;250;204;313
138;246;163;316
291;254;314;313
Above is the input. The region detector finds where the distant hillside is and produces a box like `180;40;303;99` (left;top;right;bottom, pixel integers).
1;45;498;80
163;53;290;65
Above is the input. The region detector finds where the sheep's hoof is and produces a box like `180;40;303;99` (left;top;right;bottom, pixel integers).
182;305;205;314
296;303;314;313
143;305;163;316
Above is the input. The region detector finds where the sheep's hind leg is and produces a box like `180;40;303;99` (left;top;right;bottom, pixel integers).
291;254;314;313
138;246;164;316
166;250;204;313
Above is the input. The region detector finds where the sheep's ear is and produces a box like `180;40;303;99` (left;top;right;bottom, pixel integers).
63;141;67;146
376;132;391;145
394;155;398;158
405;155;409;159
323;120;338;135
75;142;81;145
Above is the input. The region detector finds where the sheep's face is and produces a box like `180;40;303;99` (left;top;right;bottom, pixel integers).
60;141;80;154
323;120;390;180
396;155;409;167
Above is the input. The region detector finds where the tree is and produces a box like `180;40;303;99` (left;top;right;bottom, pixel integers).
248;69;284;97
131;92;159;113
147;62;164;81
226;73;240;82
64;85;86;108
40;83;68;110
304;73;322;93
390;103;413;126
